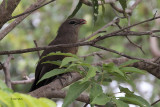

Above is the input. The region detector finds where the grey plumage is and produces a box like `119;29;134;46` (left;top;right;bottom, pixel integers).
30;18;86;91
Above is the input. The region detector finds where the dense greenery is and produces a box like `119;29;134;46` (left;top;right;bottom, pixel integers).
1;0;160;106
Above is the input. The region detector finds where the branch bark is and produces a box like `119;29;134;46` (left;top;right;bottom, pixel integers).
0;0;21;28
0;0;56;41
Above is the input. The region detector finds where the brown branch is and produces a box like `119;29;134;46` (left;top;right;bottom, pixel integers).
129;0;142;11
0;30;160;55
115;18;145;54
80;0;117;6
80;18;119;42
1;55;14;89
92;15;160;43
91;44;159;66
151;99;160;106
29;72;82;97
110;0;142;15
93;57;160;79
0;0;21;28
80;51;106;58
9;0;56;20
1;14;160;55
149;36;160;57
126;36;145;54
0;0;56;41
34;40;40;58
11;78;34;85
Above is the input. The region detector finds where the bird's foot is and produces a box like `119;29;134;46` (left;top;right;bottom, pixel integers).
66;72;72;78
57;75;66;86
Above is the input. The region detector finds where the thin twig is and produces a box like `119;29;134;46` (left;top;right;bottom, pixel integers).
91;44;159;66
0;30;160;56
126;36;145;54
115;17;145;54
80;18;119;41
34;40;41;58
8;0;56;21
11;78;35;85
0;0;56;41
1;55;14;89
151;99;160;106
80;51;105;58
92;16;160;43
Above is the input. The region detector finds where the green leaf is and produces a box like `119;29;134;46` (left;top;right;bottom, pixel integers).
119;86;134;95
11;93;25;107
119;60;139;68
0;80;13;93
0;90;12;107
119;86;150;107
41;52;79;62
82;66;97;83
120;67;145;74
62;81;90;107
103;63;125;77
119;96;150;107
97;74;112;85
113;99;129;107
60;57;78;68
65;63;78;71
89;83;103;102
91;0;99;23
118;0;127;10
39;98;57;107
100;0;105;15
37;69;66;84
42;60;61;66
0;88;56;107
91;93;111;105
68;1;83;19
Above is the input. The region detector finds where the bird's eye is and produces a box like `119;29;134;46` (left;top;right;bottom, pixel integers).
69;21;76;24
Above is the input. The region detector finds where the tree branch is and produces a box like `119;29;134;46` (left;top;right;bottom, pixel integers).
11;78;34;85
1;55;14;89
29;72;82;97
0;0;21;28
0;0;56;41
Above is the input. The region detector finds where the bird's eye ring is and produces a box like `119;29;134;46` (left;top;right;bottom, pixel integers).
69;21;76;24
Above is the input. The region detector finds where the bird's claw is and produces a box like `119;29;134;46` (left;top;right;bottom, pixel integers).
57;76;66;86
66;72;72;78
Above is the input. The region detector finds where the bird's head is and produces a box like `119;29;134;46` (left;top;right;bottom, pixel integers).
63;18;86;28
58;18;86;34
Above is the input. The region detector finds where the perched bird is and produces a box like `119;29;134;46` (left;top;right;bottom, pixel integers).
30;18;86;91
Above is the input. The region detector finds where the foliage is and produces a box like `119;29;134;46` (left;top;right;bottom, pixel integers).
0;80;56;107
39;52;149;107
1;0;160;106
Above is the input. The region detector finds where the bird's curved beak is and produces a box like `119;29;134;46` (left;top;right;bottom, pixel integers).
79;19;87;24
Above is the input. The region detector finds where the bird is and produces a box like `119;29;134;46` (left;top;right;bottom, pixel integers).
30;18;86;91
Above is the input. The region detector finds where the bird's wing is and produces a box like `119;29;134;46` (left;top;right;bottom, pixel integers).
34;39;64;84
